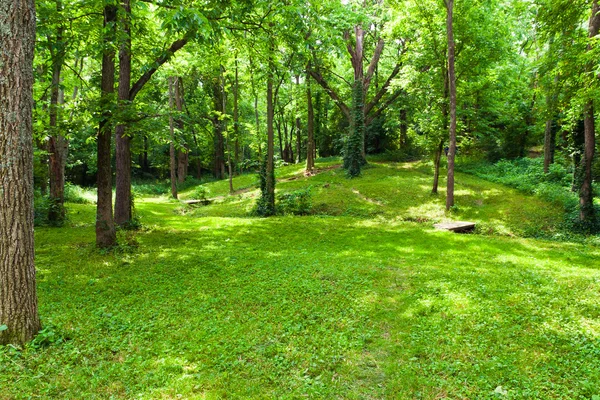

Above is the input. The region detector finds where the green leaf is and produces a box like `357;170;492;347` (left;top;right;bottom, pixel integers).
0;325;8;332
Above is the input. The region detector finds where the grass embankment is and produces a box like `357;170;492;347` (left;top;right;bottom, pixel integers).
2;160;600;399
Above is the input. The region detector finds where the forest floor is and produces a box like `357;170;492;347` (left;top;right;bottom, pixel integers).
2;159;600;399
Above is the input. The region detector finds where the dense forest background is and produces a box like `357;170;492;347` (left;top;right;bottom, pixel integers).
33;0;600;239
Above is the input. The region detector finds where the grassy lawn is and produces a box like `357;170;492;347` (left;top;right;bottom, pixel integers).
2;160;600;399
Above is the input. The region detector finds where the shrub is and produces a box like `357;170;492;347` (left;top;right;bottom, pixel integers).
277;187;313;215
190;186;209;201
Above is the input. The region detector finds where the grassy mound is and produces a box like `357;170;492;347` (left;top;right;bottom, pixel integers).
2;160;599;398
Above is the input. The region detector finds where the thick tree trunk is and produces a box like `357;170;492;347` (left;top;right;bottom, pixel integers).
114;0;132;226
168;77;178;199
306;70;315;174
96;4;117;248
446;0;457;211
0;0;41;346
579;0;600;225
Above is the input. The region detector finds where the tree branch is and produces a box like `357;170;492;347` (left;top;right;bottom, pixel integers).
364;62;402;116
129;36;190;101
363;38;385;94
308;69;350;120
366;89;404;126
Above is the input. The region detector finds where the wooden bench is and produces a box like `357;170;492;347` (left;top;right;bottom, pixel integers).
433;221;476;233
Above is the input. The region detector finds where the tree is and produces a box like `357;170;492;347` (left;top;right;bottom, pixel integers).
168;76;179;199
96;3;117;248
579;0;600;225
445;0;457;210
46;0;68;223
306;0;406;176
0;0;41;345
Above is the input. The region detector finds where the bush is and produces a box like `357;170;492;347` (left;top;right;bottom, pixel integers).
190;186;209;201
277;187;313;215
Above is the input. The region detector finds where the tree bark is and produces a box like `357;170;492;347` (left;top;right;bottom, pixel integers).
168;77;178;199
306;69;315;174
114;0;132;226
446;0;457;211
96;4;117;248
0;0;41;345
579;0;600;225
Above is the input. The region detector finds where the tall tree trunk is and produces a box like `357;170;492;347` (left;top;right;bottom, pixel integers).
212;73;226;180
0;0;41;346
168;77;178;199
432;139;444;194
580;0;600;225
446;0;457;211
306;70;315;174
175;78;187;184
234;56;241;175
114;0;132;226
572;120;585;192
96;4;117;248
277;115;284;160
295;75;302;164
48;0;67;223
264;38;276;215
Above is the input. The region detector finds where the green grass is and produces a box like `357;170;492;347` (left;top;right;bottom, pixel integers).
2;160;600;398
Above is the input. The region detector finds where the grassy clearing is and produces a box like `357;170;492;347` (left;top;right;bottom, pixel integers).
2;160;600;399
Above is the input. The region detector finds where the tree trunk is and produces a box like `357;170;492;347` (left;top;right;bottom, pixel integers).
212;72;226;179
432;139;444;194
48;0;67;223
234;56;241;175
446;0;457;211
306;70;315;174
572;120;585;192
96;4;117;248
0;0;41;346
295;76;302;164
175;78;187;184
168;77;178;199
264;39;276;215
114;0;132;226
579;0;600;225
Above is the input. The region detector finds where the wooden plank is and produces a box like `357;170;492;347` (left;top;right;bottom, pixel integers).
183;199;212;206
433;221;476;232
